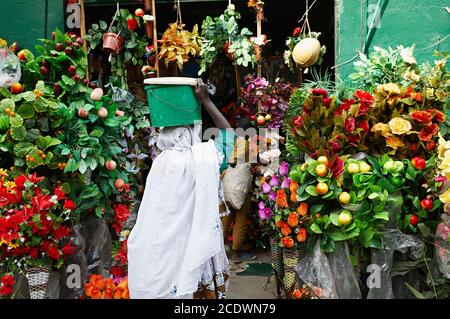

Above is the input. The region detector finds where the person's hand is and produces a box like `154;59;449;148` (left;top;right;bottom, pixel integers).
193;78;211;104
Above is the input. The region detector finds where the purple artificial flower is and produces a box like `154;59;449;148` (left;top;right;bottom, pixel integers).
279;162;289;176
269;191;276;202
280;177;290;189
269;175;280;187
261;182;272;194
258;201;266;210
258;207;274;220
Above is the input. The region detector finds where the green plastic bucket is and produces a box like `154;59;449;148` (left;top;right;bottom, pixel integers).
144;77;201;127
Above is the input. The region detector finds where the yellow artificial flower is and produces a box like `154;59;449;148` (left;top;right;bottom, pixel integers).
4;181;15;193
377;83;401;95
385;136;404;150
388;117;412;135
371;123;392;137
403;69;420;82
0;38;7;48
435;59;446;69
439;188;450;204
438;133;450;160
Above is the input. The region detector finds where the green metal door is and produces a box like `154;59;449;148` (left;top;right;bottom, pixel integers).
335;0;450;80
0;0;64;51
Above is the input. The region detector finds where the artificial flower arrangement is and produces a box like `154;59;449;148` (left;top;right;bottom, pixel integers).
0;172;77;298
158;23;203;71
83;274;129;299
241;75;293;128
199;4;257;74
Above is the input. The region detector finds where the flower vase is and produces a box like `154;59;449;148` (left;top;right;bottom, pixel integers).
269;237;284;298
25;266;51;299
282;247;299;299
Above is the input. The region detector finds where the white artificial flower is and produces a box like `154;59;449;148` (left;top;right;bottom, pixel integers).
143;14;154;22
400;47;417;64
403;69;420;82
50;195;58;204
435;59;446;68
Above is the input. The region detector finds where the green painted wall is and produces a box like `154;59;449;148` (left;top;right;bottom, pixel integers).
0;0;64;51
335;0;450;81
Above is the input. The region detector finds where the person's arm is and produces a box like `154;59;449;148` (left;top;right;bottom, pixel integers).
194;79;231;129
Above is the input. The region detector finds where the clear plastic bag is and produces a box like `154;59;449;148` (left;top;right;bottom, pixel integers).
327;241;362;299
80;217;112;277
0;48;21;87
366;190;425;299
434;214;450;279
296;241;339;299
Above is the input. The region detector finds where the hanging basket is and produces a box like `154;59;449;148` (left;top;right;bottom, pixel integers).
292;37;321;68
269;237;284;298
282;247;300;299
25;266;51;299
103;32;124;55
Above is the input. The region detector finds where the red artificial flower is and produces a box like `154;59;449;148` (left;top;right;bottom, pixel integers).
42;240;61;260
113;204;131;234
292;115;304;128
1;274;14;287
411;92;423;102
418;123;439;141
61;240;78;256
54;185;66;201
356;119;370;133
63;199;76;210
30;188;55;210
430;110;445;123
114;240;128;266
335;99;355;116
354;90;374;107
426;140;436;151
0;285;13;296
411;110;432;124
323;97;332;108
52;225;71;241
330;156;344;179
29;247;39;258
293;27;301;37
344;117;356;133
311;88;328;98
14;173;44;190
110;266;126;279
330;141;341;154
408;144;418;153
127;18;138;31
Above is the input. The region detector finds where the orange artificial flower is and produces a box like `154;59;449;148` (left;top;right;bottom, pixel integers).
276;189;289;208
293;289;303;299
281;237;294;248
290;191;298;203
297;202;309;216
287;212;299;227
102;287;114;299
297;228;307;242
275;220;287;228
121;287;130;299
84;283;94;298
104;278;115;291
289;180;299;193
281;225;292;237
90;287;102;299
410;92;423;102
114;287;124;299
418;123;439;141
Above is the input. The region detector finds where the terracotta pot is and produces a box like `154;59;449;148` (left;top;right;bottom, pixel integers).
103;32;124;54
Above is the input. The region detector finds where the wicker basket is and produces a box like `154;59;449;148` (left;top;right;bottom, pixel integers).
269;237;284;298
282;247;300;299
25;266;50;299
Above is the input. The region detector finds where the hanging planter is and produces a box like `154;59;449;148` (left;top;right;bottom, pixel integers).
292;37;321;68
103;32;124;54
269;236;284;298
282;247;299;299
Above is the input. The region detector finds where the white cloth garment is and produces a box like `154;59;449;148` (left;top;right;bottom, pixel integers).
127;125;227;298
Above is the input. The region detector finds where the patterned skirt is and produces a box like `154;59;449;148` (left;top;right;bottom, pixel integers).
193;250;230;299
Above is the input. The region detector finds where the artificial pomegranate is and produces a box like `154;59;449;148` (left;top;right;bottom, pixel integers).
316;182;329;195
78;108;89;118
98;107;108;118
64;46;73;56
265;114;272;122
90;88;104;101
73;74;81;82
17;51;26;61
83;79;89;86
68;65;76;76
10;83;23;94
411;157;426;170
339;191;351;205
409;214;419;226
338;210;353;226
115;179;125;190
315;164;328;177
115;110;125;117
317;156;329;166
347;163;360;174
135;8;145;17
53;83;61;95
105;160;117;171
256;115;266;125
40;66;49;75
359;161;372;173
55;43;64;51
76;37;84;45
89;82;97;89
420;198;433;211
